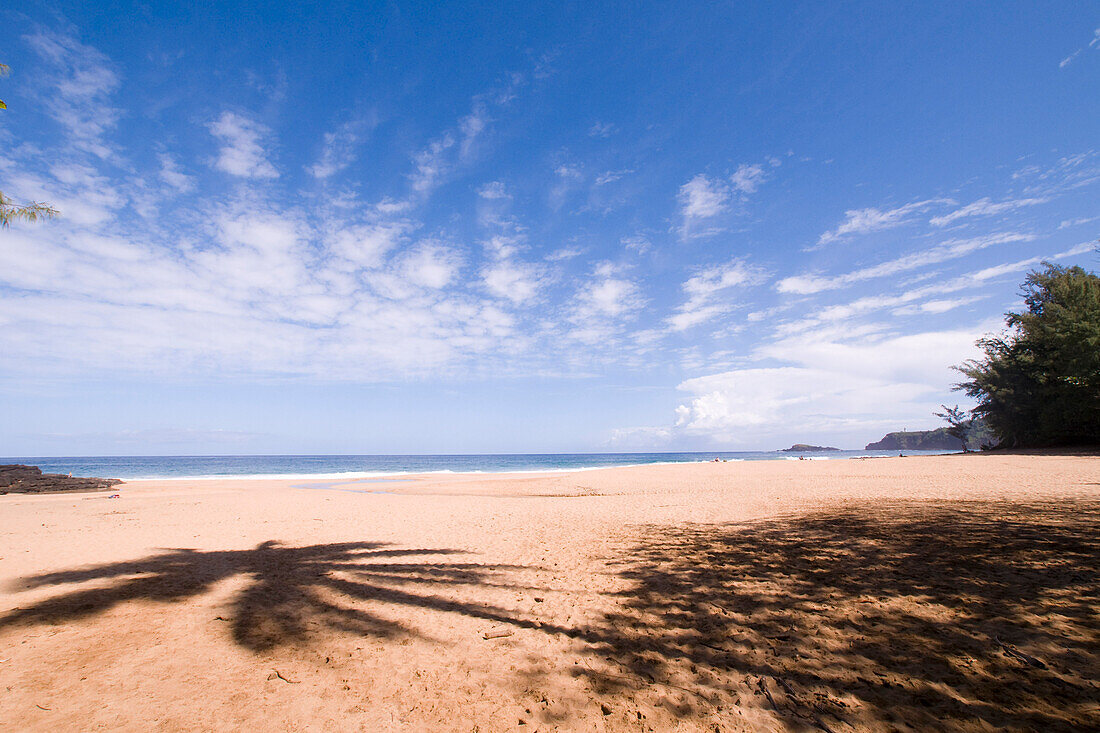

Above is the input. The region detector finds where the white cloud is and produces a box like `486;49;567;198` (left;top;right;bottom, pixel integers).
567;264;645;343
409;133;456;193
477;181;510;199
595;169;632;186
667;260;767;331
24;31;121;159
621;235;651;254
678;174;729;220
779;243;1097;331
1058;215;1099;229
1059;26;1100;68
677;174;730;238
546;247;583;261
550;164;584;210
892;296;985;316
483;261;541;303
668;326;988;446
929;197;1047;227
0;195;532;381
579;276;640;318
1010;151;1100;196
777;232;1035;294
409;99;495;195
815;199;948;248
675;162;773;239
459;104;488;159
399;242;461;289
158;153;195;192
588;121;617;138
327;221;408;270
307;121;366;179
965;241;1095;281
481;234;522;259
208;112;278;179
606;425;672;447
730;163;767;193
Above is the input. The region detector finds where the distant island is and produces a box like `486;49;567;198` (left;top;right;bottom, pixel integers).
779;444;840;452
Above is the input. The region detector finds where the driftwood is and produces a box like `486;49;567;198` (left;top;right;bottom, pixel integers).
268;669;300;683
995;637;1047;669
482;629;514;639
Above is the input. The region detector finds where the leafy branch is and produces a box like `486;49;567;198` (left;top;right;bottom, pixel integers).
1;62;59;226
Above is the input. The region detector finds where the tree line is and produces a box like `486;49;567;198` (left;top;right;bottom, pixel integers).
944;261;1100;449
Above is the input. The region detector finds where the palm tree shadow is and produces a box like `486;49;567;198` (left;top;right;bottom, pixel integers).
584;500;1100;731
2;540;543;651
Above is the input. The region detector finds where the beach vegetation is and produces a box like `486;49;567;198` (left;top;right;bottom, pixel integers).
957;263;1100;447
934;404;974;451
0;63;59;228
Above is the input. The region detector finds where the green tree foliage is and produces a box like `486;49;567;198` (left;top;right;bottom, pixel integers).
1;63;59;227
934;404;972;451
957;263;1100;447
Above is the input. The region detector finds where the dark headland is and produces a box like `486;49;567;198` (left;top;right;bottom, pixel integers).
0;464;122;494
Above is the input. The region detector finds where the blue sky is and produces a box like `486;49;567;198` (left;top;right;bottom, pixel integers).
1;2;1098;455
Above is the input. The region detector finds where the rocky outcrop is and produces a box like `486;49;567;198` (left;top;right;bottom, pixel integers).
780;444;840;452
0;465;122;494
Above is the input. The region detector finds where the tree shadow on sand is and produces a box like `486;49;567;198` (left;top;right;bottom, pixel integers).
583;500;1100;732
0;541;549;651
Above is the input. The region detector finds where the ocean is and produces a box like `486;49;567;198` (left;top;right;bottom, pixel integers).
2;450;956;480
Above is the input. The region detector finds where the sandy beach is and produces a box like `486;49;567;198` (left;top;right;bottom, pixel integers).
1;454;1098;731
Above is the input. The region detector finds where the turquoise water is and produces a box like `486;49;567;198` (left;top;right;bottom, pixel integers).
1;450;955;480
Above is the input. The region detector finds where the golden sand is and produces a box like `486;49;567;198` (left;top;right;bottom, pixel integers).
1;454;1097;731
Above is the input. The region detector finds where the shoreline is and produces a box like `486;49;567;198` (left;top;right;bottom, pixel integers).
1;449;982;485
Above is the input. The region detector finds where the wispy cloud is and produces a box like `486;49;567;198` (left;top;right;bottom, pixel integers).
24;30;121;159
595;169;632;186
408;133;455;193
588;121;617;138
677;174;730;238
158;153;195;193
568;263;644;343
477;181;510;200
813;199;948;248
459;104;489;160
730;162;767;193
1059;26;1100;68
208;112;278;179
785;242;1097;327
929;197;1047;227
483;260;542;303
779;232;1034;294
4;23;1098;431
408;87;517;196
892;296;985;316
677;162;774;239
666;260;767;331
549;163;584;210
1058;215;1100;229
307;118;373;179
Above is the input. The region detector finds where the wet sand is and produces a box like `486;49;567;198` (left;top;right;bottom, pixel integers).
1;454;1098;731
